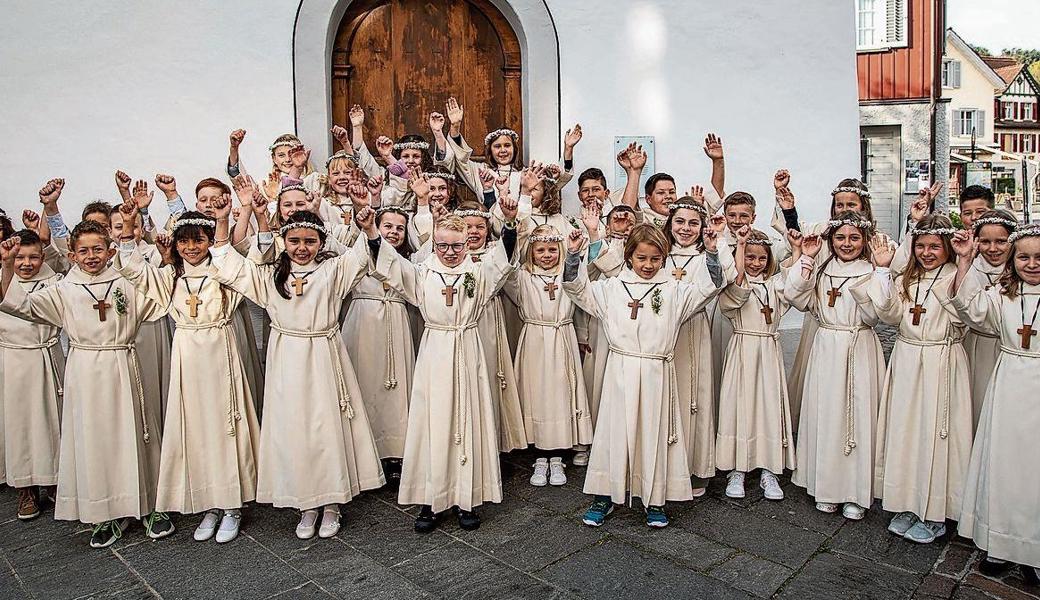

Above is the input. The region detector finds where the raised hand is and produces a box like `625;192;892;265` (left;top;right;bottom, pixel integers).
330;125;351;148
689;185;705;204
375;135;395;160
564;124;583;149
0;237;22;265
347;181;370;208
494;174;510;199
155;233;174;264
115;170;132;194
232;174;259;206
787;229;803;249
776;187;796;210
735;224;751;244
566;228;585;254
950;230;974;260
429;112;446;134
870;232;895;267
445;97;464;126
430;199;448;222
229;129;246;149
408;169;431;199
22;210;41;232
703;133;724;161
212;193;232;220
627;145;647;172
251;189;268;217
289;145;310;169
616;143;635;170
499;189;519;222
349;104;365;127
909;195;930;223
478;166;497;192
709;214;727;234
580;202;602;236
132;180;154;210
365;172;384;199
119;199;140;228
703;225;719;252
39;178;65;206
773;169;791;191
520;162;547;194
155;173;178;199
355;205;377;238
802;234;823;258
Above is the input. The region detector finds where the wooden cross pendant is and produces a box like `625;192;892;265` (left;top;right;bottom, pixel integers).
442;285;456;306
543;281;558;301
627;300;643;320
382;282;391;292
185;294;203;318
671;267;686;280
909;304;927;326
291;276;308;297
93;299;110;322
826;287;842;307
1019;324;1037;350
760;304;774;325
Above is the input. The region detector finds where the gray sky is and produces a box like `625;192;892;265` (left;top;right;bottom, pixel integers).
947;0;1039;53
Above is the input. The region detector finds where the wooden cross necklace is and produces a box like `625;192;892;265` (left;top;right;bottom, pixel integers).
620;281;661;320
182;276;207;318
983;272;997;291
536;274;560;301
290;270;315;297
437;273;462;306
909;268;943;326
825;275;853;307
750;281;774;325
1018;293;1039;350
80;280;117;322
669;254;696;281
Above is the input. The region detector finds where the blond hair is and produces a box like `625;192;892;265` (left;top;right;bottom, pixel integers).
624;223;671;263
523;224;564;274
435;214;467;234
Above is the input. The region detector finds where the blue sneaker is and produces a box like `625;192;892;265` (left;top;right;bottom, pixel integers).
645;505;669;528
582;497;614;527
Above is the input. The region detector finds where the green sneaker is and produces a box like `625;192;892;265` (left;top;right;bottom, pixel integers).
90;519;128;549
582;496;614;527
144;511;175;539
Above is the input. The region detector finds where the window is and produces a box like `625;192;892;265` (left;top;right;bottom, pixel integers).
1025;103;1035;121
941;60;961;88
954;109;985;137
856;0;908;50
1025;135;1036;153
1004;102;1015;120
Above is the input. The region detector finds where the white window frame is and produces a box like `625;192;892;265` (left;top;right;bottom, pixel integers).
942;59;961;88
1024;135;1035;153
856;0;908;51
1024;102;1035;121
954;109;984;138
1004;101;1015;120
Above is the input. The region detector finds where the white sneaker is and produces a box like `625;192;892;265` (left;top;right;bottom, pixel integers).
530;458;549;486
571;450;589;466
725;471;746;499
842;503;866;520
760;471;784;501
318;506;341;539
194;510;221;542
215;510;241;544
815;502;839;513
296;509;319;539
548;457;567;486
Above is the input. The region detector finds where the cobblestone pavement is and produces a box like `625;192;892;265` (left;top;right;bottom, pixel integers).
1;325;1035;600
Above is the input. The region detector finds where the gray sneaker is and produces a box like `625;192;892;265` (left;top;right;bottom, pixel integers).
903;520;946;544
887;512;919;536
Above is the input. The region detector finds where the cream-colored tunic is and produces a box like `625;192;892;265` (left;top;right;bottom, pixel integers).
115;249;261;514
505;268;592;450
210;238;385;510
717;272;796;474
564;263;724;506
0;266;65;488
443;136;573;209
581;237;626;424
868;264;972;521
950;278;1040;568
134;243;172;426
342;273;414;459
785;257;885;508
962;256;1004;431
1;266;165;523
374;243;515;512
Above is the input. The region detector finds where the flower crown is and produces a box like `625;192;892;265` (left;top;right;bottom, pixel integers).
911;224;959;237
1008;224;1040;243
172;217;216;231
825;218;874;233
542;176;559;187
393;141;430;152
324;150;357;169
424;171;456;183
278;221;328;237
268;140;301;152
529;233;563;243
745;237;773;246
972;216;1018;232
376;206;410;219
832;185;871;199
484;128;519;146
455;209;491;220
668;202;708;217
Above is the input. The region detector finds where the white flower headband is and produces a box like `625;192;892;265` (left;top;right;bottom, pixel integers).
278;183;308;196
745;238;773;246
972;216;1018;231
484;128;519;146
825;218;874;233
393;141;430;152
832;185;871;199
324;150;357;168
668;202;708;217
529;234;563;243
455;209;491;220
278;221;328;236
269;140;300;152
376;206;410;219
912;225;959;237
423;171;456;183
171;217;216;231
1008;225;1040;243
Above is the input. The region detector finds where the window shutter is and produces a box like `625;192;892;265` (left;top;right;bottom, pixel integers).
885;0;907;46
952;61;961;88
977;110;986;138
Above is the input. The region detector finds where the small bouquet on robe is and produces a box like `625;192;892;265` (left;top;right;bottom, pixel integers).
113;288;128;316
463;272;476;298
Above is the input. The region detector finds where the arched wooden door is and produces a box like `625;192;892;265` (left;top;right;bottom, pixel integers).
332;0;522;160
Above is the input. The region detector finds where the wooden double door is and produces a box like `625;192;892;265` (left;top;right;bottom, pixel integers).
332;0;522;160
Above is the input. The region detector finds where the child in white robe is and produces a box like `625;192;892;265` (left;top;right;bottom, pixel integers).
373;195;520;533
505;224;593;487
210;203;385;541
0;229;64;521
948;224;1040;584
785;212;886;521
717;227;799;501
564;224;730;529
1;220;173;548
867;216;971;544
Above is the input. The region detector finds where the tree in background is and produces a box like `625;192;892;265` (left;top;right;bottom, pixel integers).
971;44;992;57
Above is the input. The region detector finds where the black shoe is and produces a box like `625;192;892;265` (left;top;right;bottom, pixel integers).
456;508;480;531
979;555;1014;577
414;506;440;533
143;511;175;539
89;519;128;549
1021;564;1040;586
